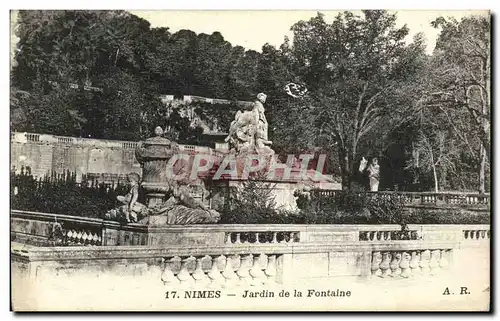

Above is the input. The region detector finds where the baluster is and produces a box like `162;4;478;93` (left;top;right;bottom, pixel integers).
464;230;469;240
92;232;99;246
420;250;431;275
429;249;441;275
177;256;196;288
389;252;402;277
399;252;411;278
371;252;382;277
68;230;78;244
272;232;278;243
439;250;450;270
380;252;392;277
222;255;239;288
192;257;209;286
254;232;260;243
235;233;241;244
249;253;266;286
487;231;491;239
89;233;96;246
264;255;277;284
279;232;286;243
236;254;252;285
225;233;231;244
409;251;420;275
82;231;89;245
480;230;486;239
208;255;225;288
287;232;294;243
65;230;72;244
161;257;180;286
75;231;82;244
369;231;376;241
86;232;93;246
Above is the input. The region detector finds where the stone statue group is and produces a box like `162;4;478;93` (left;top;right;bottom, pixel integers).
225;93;274;156
104;172;220;225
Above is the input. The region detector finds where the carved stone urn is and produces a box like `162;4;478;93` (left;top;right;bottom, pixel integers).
135;127;180;207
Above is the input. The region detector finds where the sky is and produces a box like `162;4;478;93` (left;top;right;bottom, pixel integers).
130;10;489;54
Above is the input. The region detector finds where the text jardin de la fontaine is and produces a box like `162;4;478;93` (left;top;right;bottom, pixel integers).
166;289;352;299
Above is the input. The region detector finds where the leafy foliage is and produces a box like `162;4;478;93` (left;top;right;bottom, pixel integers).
219;179;288;224
11;168;129;218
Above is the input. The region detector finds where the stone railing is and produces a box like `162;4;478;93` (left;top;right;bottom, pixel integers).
370;249;452;278
11;131;225;156
11;210;490;248
160;253;281;287
12;231;488;288
11;210;103;247
313;190;490;210
10;210;490;310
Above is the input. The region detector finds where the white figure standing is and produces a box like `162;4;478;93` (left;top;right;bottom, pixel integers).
367;158;380;192
359;157;380;192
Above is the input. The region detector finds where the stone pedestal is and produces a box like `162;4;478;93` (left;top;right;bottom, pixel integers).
135;133;180;208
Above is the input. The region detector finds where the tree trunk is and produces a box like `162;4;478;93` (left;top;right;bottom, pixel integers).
432;164;439;193
478;60;489;193
339;149;352;190
479;145;486;193
426;137;438;193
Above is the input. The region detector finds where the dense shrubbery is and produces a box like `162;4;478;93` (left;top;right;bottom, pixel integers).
220;185;490;225
218;179;300;224
10;168;129;218
295;190;406;225
294;190;489;225
404;208;489;225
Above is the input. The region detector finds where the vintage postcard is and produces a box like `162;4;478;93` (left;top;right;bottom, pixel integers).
10;9;491;312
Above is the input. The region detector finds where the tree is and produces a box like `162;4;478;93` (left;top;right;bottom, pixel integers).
11;10;164;140
273;11;426;189
424;15;491;193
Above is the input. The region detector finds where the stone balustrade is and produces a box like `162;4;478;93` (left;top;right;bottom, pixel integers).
11;210;490;248
11;210;103;247
10;210;490;311
11;131;221;156
12;234;484;288
359;229;420;242
161;253;280;288
313;190;490;210
224;230;301;244
64;229;102;246
463;229;490;240
10;209;490;296
370;249;452;278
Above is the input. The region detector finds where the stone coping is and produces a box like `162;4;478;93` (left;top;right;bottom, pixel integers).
11;240;459;262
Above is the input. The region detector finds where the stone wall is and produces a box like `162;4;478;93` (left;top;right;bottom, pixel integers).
10;132;217;182
10;211;490;311
11;211;491;311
